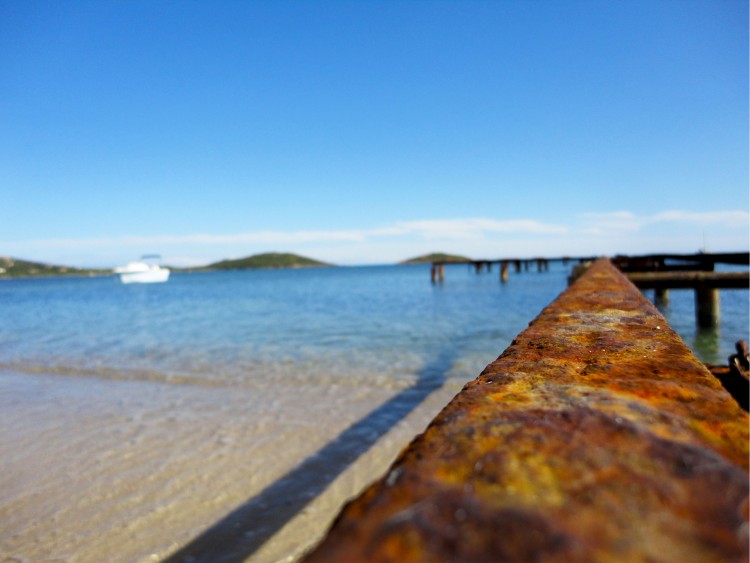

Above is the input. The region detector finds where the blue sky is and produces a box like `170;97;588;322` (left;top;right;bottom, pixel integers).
2;0;747;267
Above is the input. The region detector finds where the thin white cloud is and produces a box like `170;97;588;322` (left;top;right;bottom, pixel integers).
4;217;569;249
577;211;641;235
393;218;568;239
122;230;367;245
4;211;746;267
578;209;750;235
649;210;749;226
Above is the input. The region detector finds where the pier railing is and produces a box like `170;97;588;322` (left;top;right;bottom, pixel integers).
305;258;748;562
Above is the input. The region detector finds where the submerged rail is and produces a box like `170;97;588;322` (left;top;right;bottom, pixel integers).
305;259;749;562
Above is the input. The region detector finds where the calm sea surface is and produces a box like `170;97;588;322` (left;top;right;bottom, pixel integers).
1;262;747;561
0;262;746;380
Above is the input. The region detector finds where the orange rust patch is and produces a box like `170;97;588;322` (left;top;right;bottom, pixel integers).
304;259;748;562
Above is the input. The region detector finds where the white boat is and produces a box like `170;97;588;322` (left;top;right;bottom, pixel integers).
114;255;170;284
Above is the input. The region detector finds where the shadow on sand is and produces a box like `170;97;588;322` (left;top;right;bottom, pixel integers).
165;350;456;562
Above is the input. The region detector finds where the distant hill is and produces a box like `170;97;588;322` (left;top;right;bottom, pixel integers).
400;253;471;264
200;252;332;270
0;257;108;278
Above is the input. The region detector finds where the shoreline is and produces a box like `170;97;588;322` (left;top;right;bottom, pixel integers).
0;272;112;281
0;368;465;562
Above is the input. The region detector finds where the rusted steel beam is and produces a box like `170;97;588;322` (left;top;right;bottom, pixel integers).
708;365;749;412
614;252;749;269
305;259;749;562
650;252;749;266
615;259;715;272
707;341;749;412
627;270;749;289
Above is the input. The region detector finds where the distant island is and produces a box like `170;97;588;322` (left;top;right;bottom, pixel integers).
0;251;487;278
0;252;331;279
192;252;332;271
400;253;471;265
0;257;108;278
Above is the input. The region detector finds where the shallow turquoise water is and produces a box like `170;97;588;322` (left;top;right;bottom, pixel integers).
0;262;746;385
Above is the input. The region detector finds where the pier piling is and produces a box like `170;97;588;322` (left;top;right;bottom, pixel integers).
654;287;670;307
696;285;719;328
430;263;445;283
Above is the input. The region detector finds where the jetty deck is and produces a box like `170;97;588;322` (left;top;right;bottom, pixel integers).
619;255;749;327
431;251;749;329
305;259;748;562
625;270;749;289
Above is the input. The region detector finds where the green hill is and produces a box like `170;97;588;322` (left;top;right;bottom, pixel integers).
400;252;471;264
0;257;107;278
201;252;332;270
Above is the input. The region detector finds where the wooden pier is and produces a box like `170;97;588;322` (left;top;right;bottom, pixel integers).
305;259;748;562
431;252;749;329
612;251;749;271
614;252;748;328
430;255;595;284
626;270;749;327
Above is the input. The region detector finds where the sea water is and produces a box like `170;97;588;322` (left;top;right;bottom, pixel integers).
1;263;747;562
1;263;745;379
0;264;567;388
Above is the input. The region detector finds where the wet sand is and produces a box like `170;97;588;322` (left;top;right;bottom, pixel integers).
0;370;464;562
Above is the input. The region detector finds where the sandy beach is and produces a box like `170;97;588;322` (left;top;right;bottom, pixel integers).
0;369;464;562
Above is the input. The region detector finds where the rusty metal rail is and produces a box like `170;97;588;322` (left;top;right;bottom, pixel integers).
305;259;749;562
